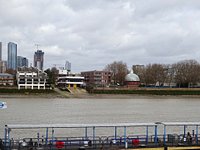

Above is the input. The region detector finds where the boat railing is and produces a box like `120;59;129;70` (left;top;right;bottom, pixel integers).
154;133;200;147
3;134;200;150
3;122;200;149
4;136;102;150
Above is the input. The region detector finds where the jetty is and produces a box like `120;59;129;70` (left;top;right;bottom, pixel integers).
2;122;200;149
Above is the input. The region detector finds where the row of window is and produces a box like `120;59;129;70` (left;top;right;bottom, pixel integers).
0;77;13;79
18;86;45;89
19;79;45;81
18;82;45;84
57;79;84;82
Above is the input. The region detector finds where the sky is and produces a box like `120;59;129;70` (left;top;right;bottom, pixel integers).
1;0;200;72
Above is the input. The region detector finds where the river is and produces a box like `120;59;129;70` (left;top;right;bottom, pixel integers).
0;96;200;138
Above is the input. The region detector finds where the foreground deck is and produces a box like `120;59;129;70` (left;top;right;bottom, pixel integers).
2;122;200;149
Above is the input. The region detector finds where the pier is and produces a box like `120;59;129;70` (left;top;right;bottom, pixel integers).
2;122;200;149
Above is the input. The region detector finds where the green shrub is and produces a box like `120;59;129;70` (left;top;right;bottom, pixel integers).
0;89;55;94
90;89;200;95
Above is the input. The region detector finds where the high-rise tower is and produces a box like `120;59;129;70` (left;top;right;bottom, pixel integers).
34;50;44;70
17;56;28;68
65;61;71;72
7;42;17;70
0;42;2;61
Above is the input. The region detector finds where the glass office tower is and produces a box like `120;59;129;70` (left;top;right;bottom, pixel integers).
17;56;28;68
7;42;17;70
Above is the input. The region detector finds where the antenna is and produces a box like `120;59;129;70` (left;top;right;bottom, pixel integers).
35;44;40;50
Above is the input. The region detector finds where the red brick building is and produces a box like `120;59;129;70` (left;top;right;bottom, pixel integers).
81;70;111;87
0;73;14;86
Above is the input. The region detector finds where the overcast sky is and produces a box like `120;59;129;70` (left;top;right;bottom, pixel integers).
1;0;200;72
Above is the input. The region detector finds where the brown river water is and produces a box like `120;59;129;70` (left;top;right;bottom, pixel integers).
0;96;200;138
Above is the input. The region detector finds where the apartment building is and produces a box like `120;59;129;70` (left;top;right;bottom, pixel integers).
17;67;47;89
0;73;14;86
81;70;111;87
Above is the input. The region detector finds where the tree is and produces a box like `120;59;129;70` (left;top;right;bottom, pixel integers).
6;69;16;75
132;65;145;84
44;67;59;86
104;61;128;85
142;64;167;86
173;60;200;87
165;64;176;87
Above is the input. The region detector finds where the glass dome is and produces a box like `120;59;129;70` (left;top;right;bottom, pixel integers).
125;70;140;82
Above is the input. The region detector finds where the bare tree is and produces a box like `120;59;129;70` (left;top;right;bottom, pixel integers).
6;68;16;75
105;61;128;85
132;65;145;84
174;59;200;87
165;64;176;87
104;59;200;88
141;64;167;86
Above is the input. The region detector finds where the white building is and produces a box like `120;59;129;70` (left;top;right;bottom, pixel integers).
56;67;84;88
57;67;68;75
57;76;84;88
17;67;47;89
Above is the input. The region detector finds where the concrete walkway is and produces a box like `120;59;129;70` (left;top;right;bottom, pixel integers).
54;88;71;98
54;87;89;98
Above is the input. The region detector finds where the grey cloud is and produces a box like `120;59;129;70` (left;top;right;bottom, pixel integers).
1;0;200;72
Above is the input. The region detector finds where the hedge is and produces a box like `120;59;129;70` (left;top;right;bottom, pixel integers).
0;89;55;94
90;89;200;95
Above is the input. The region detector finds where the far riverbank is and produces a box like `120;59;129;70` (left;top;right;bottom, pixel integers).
1;88;200;99
1;92;200;99
90;87;200;95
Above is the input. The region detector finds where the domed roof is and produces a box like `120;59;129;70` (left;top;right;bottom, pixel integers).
125;70;140;82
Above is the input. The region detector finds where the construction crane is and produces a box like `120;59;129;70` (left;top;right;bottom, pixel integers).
35;44;40;50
